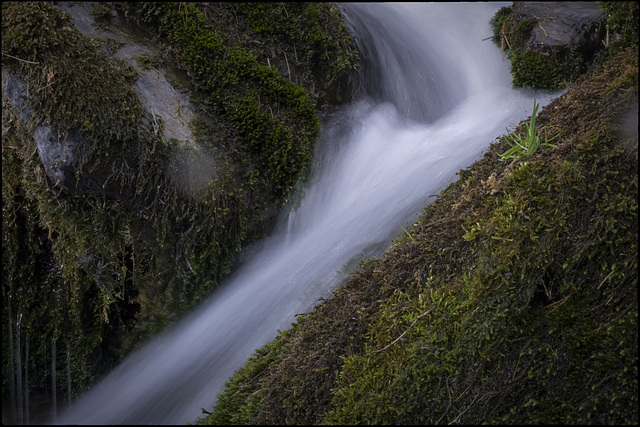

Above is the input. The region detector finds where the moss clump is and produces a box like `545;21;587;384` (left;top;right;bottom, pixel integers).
490;7;536;54
2;2;152;398
126;2;321;204
1;2;143;157
200;46;638;425
489;6;513;37
232;2;359;104
510;50;564;91
1;0;244;405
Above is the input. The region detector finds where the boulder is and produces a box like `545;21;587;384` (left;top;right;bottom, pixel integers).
495;2;607;90
515;2;605;52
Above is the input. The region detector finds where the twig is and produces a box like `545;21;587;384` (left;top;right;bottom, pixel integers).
500;22;511;61
482;34;500;41
283;51;291;82
544;293;573;313
596;269;615;290
373;306;435;354
502;22;512;50
36;79;59;93
537;21;548;38
594;300;636;332
602;26;610;48
2;53;40;65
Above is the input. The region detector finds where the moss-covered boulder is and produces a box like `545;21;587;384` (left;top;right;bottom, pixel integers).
2;2;358;423
491;2;609;90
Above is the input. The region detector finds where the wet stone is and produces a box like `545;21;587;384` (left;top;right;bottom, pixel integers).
514;1;605;56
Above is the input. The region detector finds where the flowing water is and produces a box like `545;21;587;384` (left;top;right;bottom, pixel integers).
55;3;562;424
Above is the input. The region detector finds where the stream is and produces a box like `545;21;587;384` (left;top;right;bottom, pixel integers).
55;3;562;424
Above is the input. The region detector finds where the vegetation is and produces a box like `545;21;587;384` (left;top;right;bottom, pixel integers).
199;44;638;425
2;2;358;423
598;1;639;55
3;1;636;424
498;99;559;160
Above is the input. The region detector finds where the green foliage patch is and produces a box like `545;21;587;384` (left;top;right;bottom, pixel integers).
499;99;559;160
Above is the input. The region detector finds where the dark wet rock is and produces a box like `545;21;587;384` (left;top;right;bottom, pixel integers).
3;71;88;196
515;2;605;51
494;2;607;90
33;125;80;190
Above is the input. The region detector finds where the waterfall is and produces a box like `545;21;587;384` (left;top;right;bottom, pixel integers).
55;3;562;424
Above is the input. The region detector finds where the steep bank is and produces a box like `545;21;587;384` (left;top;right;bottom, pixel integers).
201;43;638;427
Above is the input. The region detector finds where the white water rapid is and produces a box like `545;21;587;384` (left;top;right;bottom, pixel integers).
55;3;563;424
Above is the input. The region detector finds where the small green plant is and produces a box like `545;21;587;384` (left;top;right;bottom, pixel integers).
499;100;559;161
400;223;414;241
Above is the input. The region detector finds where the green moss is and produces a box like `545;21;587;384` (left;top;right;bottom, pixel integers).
129;2;321;203
323;48;638;424
510;45;585;91
489;6;535;53
0;0;271;401
2;2;151;396
510;50;564;91
489;6;513;38
598;1;639;55
232;2;359;102
490;8;535;55
323;127;637;425
510;18;537;50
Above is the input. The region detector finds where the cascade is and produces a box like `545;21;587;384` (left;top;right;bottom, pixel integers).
55;3;562;424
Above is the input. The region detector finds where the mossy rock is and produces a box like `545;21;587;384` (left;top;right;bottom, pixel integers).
2;2;358;422
490;2;607;90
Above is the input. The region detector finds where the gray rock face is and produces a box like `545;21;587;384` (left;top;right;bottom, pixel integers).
56;2;198;148
33;125;79;190
514;1;605;57
3;71;86;194
2;71;32;119
3;2;201;200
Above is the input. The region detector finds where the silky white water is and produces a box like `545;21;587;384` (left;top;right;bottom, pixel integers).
55;3;563;424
